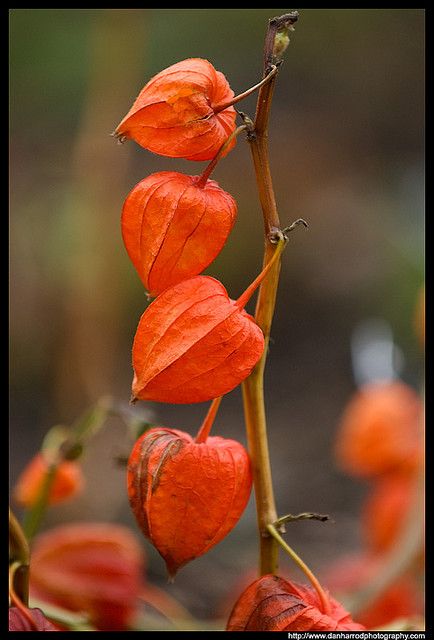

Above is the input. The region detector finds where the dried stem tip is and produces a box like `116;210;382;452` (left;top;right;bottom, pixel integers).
264;12;299;73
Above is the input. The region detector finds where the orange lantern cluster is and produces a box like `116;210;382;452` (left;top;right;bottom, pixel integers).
326;376;425;628
116;53;364;630
335;379;424;556
115;58;265;578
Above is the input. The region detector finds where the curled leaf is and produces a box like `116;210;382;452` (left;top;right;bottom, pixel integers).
127;427;252;578
226;575;365;631
29;522;145;631
13;454;84;508
131;276;264;404
115;58;236;161
335;381;423;478
122;171;237;296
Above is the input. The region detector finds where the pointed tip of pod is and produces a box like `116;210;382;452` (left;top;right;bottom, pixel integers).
111;129;127;144
166;563;179;583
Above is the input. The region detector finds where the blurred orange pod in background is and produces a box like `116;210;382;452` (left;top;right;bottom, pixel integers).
335;381;423;478
322;553;424;629
29;522;145;631
362;473;424;554
13;454;84;508
114;58;237;161
122;171;237;297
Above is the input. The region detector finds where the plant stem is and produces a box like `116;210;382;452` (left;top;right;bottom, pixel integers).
139;585;195;627
213;65;278;113
9;509;30;606
9;563;38;629
29;598;97;631
267;524;332;616
241;13;297;576
235;237;286;310
22;463;58;542
195;396;223;444
196;125;247;188
275;512;331;525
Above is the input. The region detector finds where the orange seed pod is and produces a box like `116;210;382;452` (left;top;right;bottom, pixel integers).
362;473;421;553
114;58;236;161
226;575;365;631
335;381;423;478
29;522;145;631
127;426;252;578
122;171;237;296
322;553;423;629
13;453;84;508
131;242;284;404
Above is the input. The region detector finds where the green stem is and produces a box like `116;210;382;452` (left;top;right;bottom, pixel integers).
195;396;223;443
22;463;58;542
235;237;286;310
9;509;30;606
241;14;298;577
267;524;332;616
212;65;278;114
196;125;247;188
9;563;37;629
29;598;97;631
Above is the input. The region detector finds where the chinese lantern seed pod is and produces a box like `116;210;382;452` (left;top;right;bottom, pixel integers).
127;423;252;578
13;454;84;508
335;381;423;478
114;58;237;161
226;575;365;631
131;238;286;404
121;171;237;297
29;522;145;631
362;473;421;553
322;553;424;629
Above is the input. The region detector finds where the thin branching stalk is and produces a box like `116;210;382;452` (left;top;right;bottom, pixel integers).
241;11;298;576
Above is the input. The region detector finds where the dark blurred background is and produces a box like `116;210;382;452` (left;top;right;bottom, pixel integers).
9;9;424;620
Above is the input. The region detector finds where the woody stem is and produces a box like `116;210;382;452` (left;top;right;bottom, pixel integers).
267;524;332;616
196;125;247;188
195;396;223;444
241;13;297;576
9;563;38;629
213;65;278;114
9;509;30;606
